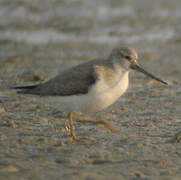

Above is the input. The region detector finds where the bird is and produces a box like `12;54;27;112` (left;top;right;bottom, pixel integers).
12;47;168;142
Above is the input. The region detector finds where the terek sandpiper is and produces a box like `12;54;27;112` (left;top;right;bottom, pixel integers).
13;47;168;142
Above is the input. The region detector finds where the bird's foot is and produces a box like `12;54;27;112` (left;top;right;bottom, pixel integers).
70;134;91;143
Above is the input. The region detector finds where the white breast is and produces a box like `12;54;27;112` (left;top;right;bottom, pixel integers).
87;71;129;112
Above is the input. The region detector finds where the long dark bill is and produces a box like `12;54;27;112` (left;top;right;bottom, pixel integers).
131;63;168;85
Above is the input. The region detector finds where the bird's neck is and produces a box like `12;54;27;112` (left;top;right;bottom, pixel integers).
112;61;129;75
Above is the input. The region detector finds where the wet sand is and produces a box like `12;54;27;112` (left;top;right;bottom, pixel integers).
0;0;181;179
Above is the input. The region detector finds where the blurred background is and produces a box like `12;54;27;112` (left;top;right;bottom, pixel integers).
0;0;181;179
0;0;180;85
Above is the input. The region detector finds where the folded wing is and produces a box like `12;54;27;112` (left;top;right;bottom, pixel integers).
13;62;97;96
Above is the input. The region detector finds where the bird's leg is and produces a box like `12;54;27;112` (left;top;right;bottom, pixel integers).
68;112;89;142
77;119;118;133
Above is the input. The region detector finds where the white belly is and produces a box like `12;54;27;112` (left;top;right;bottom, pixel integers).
43;72;129;113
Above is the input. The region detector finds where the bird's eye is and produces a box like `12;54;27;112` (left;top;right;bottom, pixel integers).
125;55;132;60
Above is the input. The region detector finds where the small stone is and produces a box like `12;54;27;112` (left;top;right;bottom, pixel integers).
0;106;5;113
0;166;19;173
2;120;16;128
170;131;181;143
132;171;145;178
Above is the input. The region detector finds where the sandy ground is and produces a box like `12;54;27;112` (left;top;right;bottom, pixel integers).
0;0;181;179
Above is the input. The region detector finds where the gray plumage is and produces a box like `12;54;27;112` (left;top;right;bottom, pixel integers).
15;58;114;96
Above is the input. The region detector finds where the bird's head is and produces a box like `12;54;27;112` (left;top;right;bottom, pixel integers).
110;47;168;85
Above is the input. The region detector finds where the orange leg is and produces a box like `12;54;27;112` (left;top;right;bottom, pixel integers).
77;119;118;133
68;112;89;142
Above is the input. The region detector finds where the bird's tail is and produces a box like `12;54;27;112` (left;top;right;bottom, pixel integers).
11;85;38;94
11;85;37;89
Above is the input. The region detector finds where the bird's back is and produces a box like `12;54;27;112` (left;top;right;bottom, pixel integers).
16;58;111;96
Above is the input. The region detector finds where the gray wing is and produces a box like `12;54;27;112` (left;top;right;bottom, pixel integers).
19;62;98;96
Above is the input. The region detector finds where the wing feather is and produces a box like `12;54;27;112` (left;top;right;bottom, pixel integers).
19;62;98;96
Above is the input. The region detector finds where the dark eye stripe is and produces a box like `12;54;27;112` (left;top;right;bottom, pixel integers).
125;56;132;60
